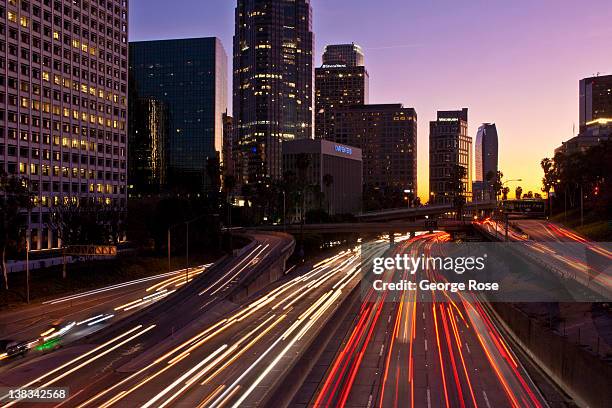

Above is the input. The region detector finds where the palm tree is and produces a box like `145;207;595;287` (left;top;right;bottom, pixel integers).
502;187;510;200
295;154;311;223
450;164;467;220
515;186;523;200
323;173;334;215
222;174;236;249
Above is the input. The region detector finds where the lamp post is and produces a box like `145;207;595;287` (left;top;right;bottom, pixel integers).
168;214;208;282
404;189;413;208
502;179;523;198
501;179;522;241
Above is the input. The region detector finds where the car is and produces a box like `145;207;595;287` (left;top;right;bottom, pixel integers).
0;340;29;359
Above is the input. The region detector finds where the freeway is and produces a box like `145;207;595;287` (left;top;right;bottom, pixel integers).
0;265;210;367
475;218;612;297
1;230;385;408
296;232;548;408
0;232;290;398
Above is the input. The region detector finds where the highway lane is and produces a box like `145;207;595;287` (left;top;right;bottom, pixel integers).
53;240;388;408
304;232;548;408
475;218;612;298
0;265;211;367
0;232;289;404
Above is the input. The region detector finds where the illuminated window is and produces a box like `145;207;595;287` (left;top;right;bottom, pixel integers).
7;11;17;23
20;17;29;28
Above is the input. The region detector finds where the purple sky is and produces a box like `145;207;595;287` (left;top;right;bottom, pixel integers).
130;0;612;200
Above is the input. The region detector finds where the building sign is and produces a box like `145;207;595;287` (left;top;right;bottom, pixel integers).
334;145;353;155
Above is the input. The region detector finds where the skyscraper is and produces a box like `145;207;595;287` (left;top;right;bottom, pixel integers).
128;97;168;193
579;74;612;131
332;104;417;198
473;123;499;201
429;108;472;205
315;43;369;139
233;0;314;185
129;38;227;191
321;43;365;67
0;0;129;249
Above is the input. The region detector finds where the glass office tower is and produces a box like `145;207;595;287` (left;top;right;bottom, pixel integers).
233;0;314;185
129;37;227;191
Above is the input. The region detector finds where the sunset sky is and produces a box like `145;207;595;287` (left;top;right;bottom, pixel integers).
130;0;612;201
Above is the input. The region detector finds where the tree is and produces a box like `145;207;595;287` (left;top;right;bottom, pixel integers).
47;200;124;247
0;174;33;290
525;191;534;199
515;186;523;200
323;173;334;214
295;153;311;223
206;156;222;213
486;170;504;201
222;174;237;221
541;158;556;197
450;164;468;220
501;187;510;201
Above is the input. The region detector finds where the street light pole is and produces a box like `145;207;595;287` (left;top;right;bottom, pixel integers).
185;222;189;283
167;228;171;273
26;232;30;304
500;179;522;238
580;184;584;227
282;191;286;232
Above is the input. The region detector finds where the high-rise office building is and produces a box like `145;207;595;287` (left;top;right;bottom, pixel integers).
579;74;612;131
429;108;472;205
332;104;417;196
129;37;227;191
222;112;234;177
473;123;499;201
315;43;369;139
0;0;129;249
233;0;314;185
128;97;168;193
321;43;365;67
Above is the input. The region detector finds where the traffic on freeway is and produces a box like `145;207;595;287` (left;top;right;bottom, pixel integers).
302;232;548;408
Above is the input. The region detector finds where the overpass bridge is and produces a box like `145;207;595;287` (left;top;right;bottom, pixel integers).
356;201;498;222
259;219;474;235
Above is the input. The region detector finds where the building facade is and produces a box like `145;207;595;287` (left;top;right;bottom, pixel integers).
233;0;314;185
332;104;417;196
579;74;612;132
0;0;129;249
473;123;498;201
429;108;472;205
129;37;227;191
222;112;234;176
556;119;612;156
283;139;362;218
128;97;168;193
321;43;365;67
315;43;369;139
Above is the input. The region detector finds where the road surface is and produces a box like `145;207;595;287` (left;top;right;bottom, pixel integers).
295;232;548;408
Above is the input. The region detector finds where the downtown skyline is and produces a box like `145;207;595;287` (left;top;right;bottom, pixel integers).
1;2;611;407
130;0;612;201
